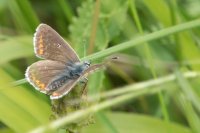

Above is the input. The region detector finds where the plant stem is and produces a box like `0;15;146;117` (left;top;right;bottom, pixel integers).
82;19;200;61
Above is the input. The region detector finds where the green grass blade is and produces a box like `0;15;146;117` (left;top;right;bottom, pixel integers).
0;36;33;65
175;70;200;112
129;0;170;124
82;19;200;61
57;0;73;23
142;0;172;26
28;71;200;133
176;93;200;133
7;0;32;33
83;112;192;133
0;69;50;133
16;0;39;30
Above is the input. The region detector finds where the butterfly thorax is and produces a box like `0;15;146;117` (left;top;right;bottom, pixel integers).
46;61;90;93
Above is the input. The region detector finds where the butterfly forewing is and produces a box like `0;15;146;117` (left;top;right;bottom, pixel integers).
25;60;66;93
26;23;107;100
50;64;104;99
34;24;80;63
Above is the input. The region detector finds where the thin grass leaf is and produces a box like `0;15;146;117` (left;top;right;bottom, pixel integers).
57;0;73;23
83;112;192;133
7;0;32;33
0;36;33;65
82;19;200;61
142;0;172;26
0;128;14;133
176;93;200;133
95;112;118;133
129;0;170;124
175;70;200;113
15;0;40;30
28;71;200;133
0;69;50;133
177;32;200;70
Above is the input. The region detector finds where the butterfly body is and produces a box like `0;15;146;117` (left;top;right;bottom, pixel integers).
25;24;102;99
66;61;91;78
46;61;90;93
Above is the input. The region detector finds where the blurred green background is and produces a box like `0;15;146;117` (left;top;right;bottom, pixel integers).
1;0;200;133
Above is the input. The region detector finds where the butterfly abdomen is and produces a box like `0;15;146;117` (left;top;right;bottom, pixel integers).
47;76;69;92
46;67;83;92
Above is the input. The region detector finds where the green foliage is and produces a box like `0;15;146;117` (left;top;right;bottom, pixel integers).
83;112;192;133
0;69;50;133
0;0;200;133
0;36;33;65
70;0;128;57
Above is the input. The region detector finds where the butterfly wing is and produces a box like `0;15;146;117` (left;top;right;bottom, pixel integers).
34;24;80;63
50;64;104;99
25;60;66;94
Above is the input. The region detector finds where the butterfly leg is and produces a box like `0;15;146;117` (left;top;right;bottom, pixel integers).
80;77;88;96
80;77;88;84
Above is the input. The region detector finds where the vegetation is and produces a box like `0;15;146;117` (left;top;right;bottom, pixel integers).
0;0;200;133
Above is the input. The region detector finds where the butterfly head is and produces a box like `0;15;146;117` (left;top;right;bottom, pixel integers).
73;60;91;73
83;60;91;69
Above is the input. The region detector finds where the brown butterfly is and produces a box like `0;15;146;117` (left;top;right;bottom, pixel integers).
25;24;103;99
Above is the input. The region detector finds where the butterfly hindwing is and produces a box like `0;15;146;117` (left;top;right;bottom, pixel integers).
34;24;80;63
25;60;66;94
50;64;104;99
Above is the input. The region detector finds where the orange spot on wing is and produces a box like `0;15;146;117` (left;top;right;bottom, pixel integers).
39;44;43;48
39;49;43;55
31;76;36;81
35;80;40;84
30;74;45;90
52;92;59;96
39;35;43;44
39;43;43;48
38;35;44;55
34;79;45;90
38;83;45;90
